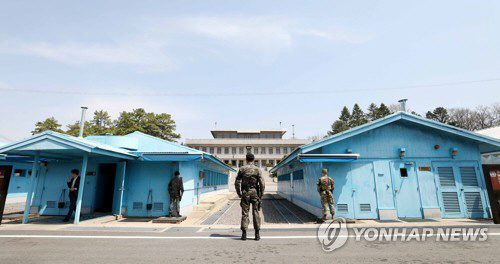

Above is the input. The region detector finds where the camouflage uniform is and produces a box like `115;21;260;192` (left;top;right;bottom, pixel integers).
168;176;184;217
317;174;334;219
235;164;265;231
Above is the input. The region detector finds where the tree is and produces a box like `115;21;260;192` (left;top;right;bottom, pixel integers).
327;106;351;136
367;103;379;121
32;117;64;134
448;108;477;130
425;107;450;123
66;121;92;137
114;108;181;141
89;110;113;135
350;104;368;127
376;103;391;119
474;105;494;130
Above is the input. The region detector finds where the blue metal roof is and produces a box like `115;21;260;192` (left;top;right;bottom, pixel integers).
271;111;500;173
0;131;137;159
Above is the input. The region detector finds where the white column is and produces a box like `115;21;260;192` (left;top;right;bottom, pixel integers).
22;153;39;224
74;154;89;224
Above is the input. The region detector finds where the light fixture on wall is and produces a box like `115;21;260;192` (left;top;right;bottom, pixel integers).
451;148;458;158
399;148;406;159
346;149;353;154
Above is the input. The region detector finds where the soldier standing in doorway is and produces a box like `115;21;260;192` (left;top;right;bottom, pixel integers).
317;168;334;221
168;171;184;217
235;153;265;241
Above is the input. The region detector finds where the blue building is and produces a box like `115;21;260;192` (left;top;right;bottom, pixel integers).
271;112;500;220
0;131;233;224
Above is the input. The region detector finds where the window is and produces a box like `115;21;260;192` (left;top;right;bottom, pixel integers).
283;147;289;154
276;147;281;155
210;147;214;154
269;147;273;154
400;168;408;177
224;147;229;154
202;147;207;152
239;147;244;154
217;147;222;154
254;147;259;154
261;147;266;154
13;169;26;177
232;147;236;154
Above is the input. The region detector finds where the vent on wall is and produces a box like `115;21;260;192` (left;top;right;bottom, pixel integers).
442;192;461;213
360;204;371;212
153;203;164;211
337;204;348;212
438;167;456;187
460;167;479;187
46;201;56;209
133;202;143;210
464;192;483;213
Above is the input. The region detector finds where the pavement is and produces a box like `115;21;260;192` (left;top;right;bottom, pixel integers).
1;188;499;263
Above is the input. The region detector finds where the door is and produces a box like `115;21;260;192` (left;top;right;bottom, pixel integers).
351;162;378;219
112;162;126;215
434;162;465;218
0;166;13;224
95;164;117;212
457;162;488;218
327;163;354;219
391;161;423;218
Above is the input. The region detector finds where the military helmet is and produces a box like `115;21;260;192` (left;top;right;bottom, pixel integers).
246;153;255;161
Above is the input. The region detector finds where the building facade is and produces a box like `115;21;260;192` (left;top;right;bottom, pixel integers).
271;112;500;220
0;131;233;224
186;129;311;168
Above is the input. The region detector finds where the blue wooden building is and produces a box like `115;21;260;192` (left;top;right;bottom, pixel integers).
271;112;500;220
0;131;233;224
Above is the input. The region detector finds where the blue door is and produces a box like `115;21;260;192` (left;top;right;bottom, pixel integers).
112;162;126;215
390;161;423;218
457;162;488;218
351;162;378;219
433;162;465;218
327;163;354;219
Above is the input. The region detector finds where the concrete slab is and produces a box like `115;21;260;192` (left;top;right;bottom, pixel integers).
152;216;187;224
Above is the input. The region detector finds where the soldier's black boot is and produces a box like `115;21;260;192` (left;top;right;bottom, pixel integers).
255;230;260;241
241;230;247;241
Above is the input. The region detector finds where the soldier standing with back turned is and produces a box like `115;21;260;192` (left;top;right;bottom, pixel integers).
235;153;265;241
168;171;184;217
317;168;334;221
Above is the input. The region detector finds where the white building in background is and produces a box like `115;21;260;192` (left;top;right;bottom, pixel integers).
478;126;500;165
185;129;311;169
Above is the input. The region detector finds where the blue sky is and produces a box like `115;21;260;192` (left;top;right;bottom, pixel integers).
0;0;499;142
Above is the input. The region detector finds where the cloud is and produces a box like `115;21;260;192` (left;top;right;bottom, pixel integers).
0;16;373;70
0;36;175;72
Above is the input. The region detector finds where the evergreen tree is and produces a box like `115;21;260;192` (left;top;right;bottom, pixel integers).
114;108;181;141
327;106;351;135
367;103;379;121
32;117;64;134
89;110;113;135
376;103;391;119
350;104;368;127
66;121;92;137
425;107;450;123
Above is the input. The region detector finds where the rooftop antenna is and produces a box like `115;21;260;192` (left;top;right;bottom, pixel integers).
292;124;295;139
79;106;88;138
279;122;282;129
398;99;408;112
215;121;217;128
